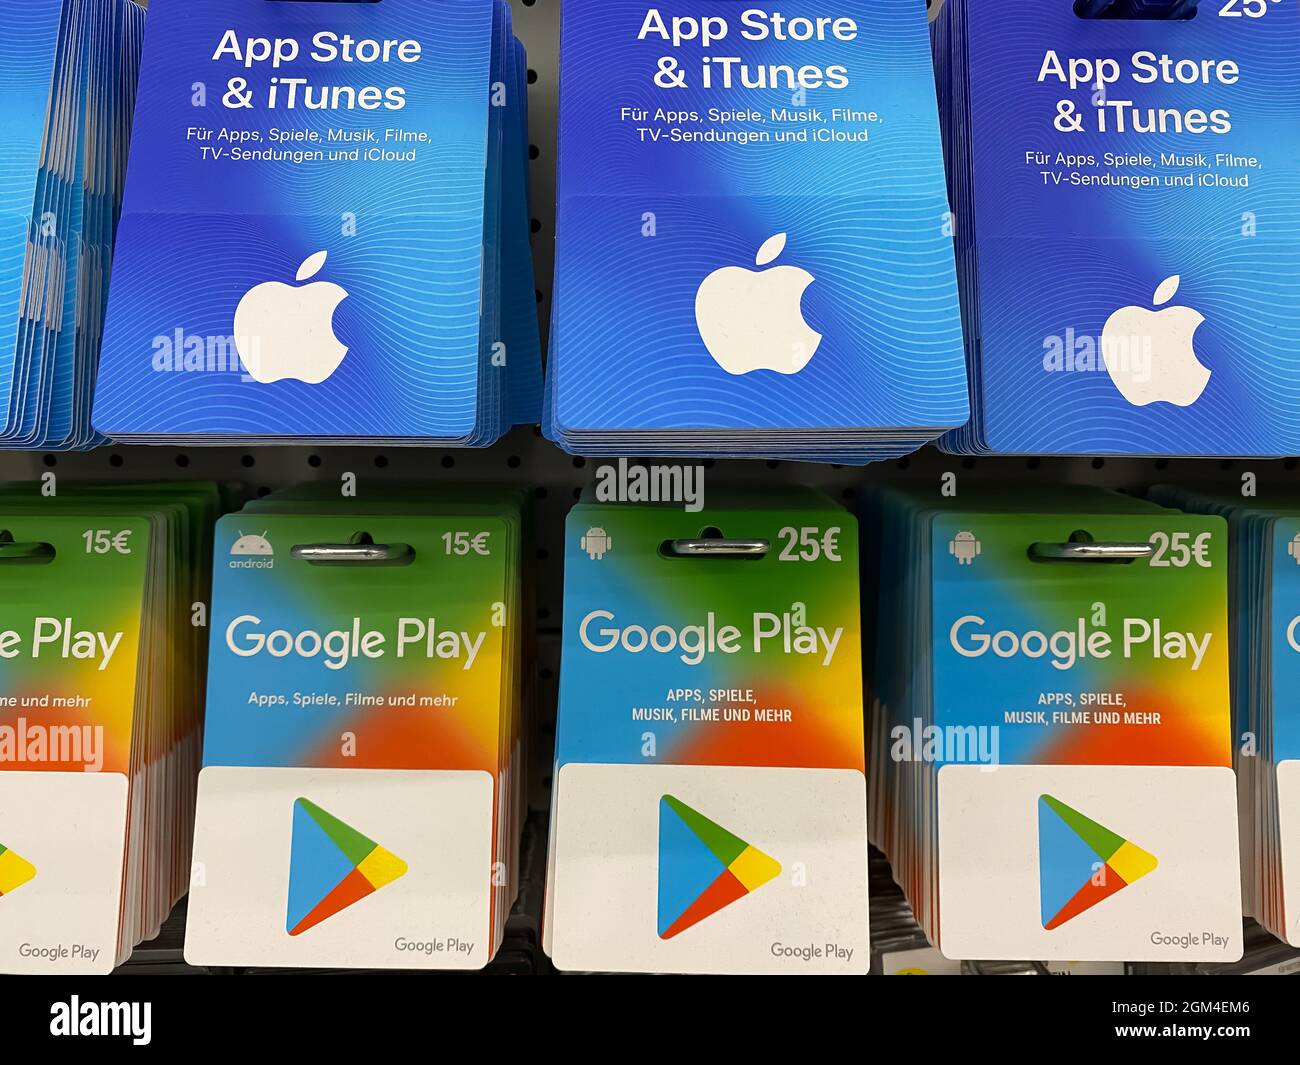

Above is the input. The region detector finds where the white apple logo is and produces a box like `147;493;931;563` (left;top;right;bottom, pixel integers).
694;233;822;375
234;251;349;385
1101;274;1209;408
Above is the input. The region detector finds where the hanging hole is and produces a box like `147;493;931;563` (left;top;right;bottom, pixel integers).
0;530;56;565
1075;0;1198;18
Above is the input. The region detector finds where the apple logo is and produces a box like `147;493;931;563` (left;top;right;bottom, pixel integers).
694;233;822;376
1100;275;1209;408
234;251;349;385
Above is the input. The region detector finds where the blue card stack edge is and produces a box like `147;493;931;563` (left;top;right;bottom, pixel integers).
0;0;144;452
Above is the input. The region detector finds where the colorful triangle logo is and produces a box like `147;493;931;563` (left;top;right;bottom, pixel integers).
285;798;407;936
657;795;780;940
0;841;36;898
1038;794;1157;931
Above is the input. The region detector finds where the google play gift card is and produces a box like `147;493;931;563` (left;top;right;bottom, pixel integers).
0;773;128;975
551;764;869;974
937;764;1241;962
186;767;493;969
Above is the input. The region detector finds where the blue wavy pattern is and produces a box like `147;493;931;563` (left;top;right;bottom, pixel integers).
94;0;493;438
551;0;967;440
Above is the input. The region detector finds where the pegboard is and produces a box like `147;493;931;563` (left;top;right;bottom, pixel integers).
6;0;1294;978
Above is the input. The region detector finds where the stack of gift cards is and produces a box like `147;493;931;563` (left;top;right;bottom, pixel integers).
93;0;541;445
0;481;218;973
933;0;1300;456
862;484;1241;962
185;486;527;970
1148;486;1300;947
0;0;144;450
545;489;870;973
545;0;967;463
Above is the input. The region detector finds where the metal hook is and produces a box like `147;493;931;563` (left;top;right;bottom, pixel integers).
1028;530;1152;563
663;537;770;558
290;532;414;566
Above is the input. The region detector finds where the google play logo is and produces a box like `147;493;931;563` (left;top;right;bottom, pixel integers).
285;798;407;936
657;795;780;939
0;840;36;898
1038;794;1157;931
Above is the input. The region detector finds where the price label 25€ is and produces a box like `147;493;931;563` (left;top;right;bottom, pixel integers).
1148;530;1213;569
778;526;843;563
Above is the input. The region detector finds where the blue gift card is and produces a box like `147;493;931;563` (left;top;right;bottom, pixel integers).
546;0;966;462
94;0;538;443
938;0;1300;456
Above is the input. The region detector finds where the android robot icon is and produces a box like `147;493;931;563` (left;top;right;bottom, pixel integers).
949;531;981;566
581;527;612;561
230;531;274;558
1288;534;1300;567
